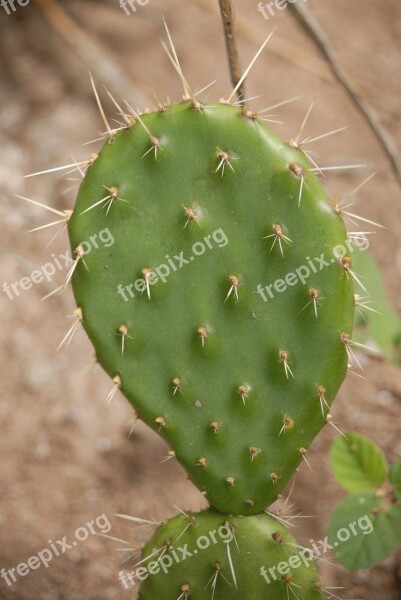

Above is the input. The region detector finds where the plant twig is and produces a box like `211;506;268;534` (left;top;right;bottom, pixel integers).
32;0;147;107
194;0;333;81
288;1;401;186
218;0;245;104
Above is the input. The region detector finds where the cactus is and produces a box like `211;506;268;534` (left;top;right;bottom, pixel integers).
133;508;324;599
18;12;379;598
68;98;354;515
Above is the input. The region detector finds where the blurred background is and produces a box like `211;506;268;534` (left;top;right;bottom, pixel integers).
0;0;400;598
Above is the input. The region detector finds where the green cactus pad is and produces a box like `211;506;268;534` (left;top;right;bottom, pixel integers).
68;100;354;514
135;508;324;599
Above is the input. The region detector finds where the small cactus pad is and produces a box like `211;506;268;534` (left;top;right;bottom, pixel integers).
137;508;324;599
69;101;354;514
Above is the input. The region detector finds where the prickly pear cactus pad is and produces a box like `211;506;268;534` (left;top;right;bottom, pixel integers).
68;100;354;515
137;508;324;599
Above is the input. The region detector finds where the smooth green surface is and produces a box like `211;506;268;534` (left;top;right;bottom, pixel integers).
328;493;401;571
389;459;401;499
138;508;323;599
330;432;388;493
69;101;354;514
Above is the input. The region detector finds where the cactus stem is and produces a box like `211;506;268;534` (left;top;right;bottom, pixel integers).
216;148;238;176
263;223;292;256
106;375;121;405
224;274;240;303
279;351;294;380
56;307;83;352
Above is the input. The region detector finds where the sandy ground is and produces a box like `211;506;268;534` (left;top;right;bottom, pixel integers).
0;0;400;598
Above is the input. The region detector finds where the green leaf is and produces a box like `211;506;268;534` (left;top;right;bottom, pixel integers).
328;493;401;571
389;460;401;499
330;432;387;493
352;249;401;364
